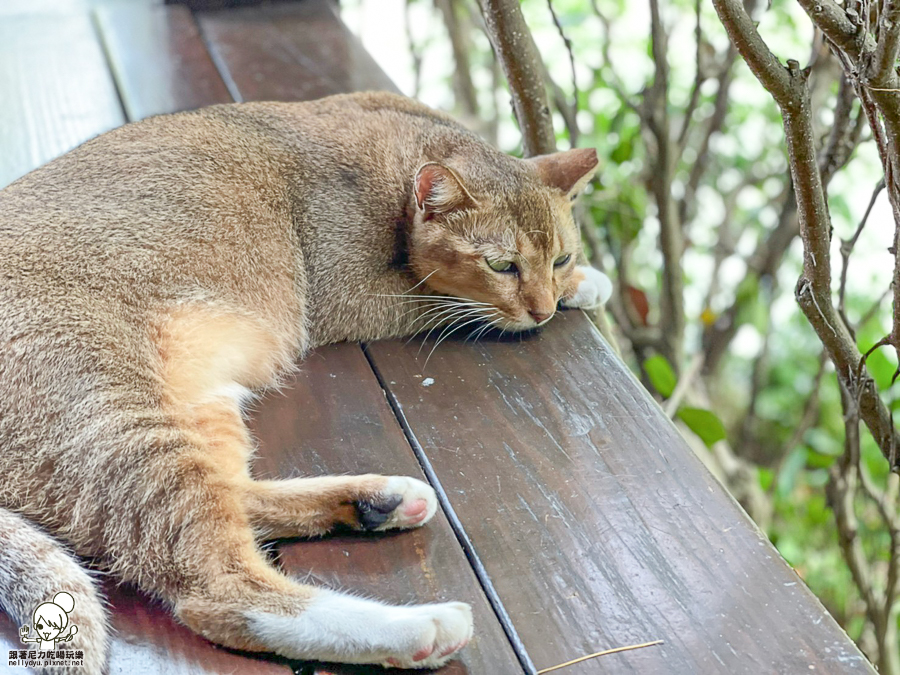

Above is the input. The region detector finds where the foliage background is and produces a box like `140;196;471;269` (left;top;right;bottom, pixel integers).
342;0;899;666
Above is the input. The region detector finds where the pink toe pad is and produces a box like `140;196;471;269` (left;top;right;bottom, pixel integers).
402;498;428;520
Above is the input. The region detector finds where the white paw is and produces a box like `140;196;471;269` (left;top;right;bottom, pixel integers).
370;476;438;531
380;602;474;669
248;591;473;668
561;265;613;309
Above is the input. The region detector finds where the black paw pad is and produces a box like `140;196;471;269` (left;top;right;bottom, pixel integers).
355;494;403;530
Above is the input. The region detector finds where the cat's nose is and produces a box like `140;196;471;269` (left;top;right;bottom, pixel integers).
529;310;553;324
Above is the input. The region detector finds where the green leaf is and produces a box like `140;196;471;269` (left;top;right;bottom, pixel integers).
644;355;677;397
677;407;727;447
776;446;808;499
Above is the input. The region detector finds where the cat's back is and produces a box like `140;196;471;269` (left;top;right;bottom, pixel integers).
0;91;466;253
0;91;483;339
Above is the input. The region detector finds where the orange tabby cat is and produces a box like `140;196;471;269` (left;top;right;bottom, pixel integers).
0;92;608;672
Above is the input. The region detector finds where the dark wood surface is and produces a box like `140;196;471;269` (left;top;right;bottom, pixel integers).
367;312;875;674
0;1;876;674
198;0;399;101
249;345;522;675
96;4;233;120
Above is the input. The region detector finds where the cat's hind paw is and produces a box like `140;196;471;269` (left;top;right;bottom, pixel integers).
247;591;472;668
355;476;438;531
380;602;473;669
561;265;613;310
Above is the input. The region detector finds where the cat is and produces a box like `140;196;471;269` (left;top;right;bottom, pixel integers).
0;91;609;672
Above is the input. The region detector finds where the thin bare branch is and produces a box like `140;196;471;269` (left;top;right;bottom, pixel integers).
589;0;641;115
871;0;900;86
839;180;885;331
677;0;705;150
546;0;579;145
646;0;684;368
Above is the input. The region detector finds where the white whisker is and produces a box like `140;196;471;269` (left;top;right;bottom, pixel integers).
406;304;480;347
403;270;438;294
467;317;499;344
424;314;491;367
417;307;487;355
373;293;491;305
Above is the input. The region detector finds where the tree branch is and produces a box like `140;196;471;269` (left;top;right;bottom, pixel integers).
872;0;900;86
713;0;900;469
646;0;684;368
477;0;556;156
712;0;795;109
547;0;578;145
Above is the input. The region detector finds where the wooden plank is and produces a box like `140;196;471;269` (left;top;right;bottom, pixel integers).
105;585;291;675
366;310;875;674
0;13;124;189
197;0;398;102
96;4;233;120
248;344;523;674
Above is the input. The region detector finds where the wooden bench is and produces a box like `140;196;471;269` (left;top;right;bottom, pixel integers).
0;1;875;673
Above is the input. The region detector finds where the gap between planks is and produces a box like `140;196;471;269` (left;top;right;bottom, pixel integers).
362;344;537;675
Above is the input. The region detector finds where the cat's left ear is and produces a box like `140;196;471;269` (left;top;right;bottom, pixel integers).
528;148;599;200
414;163;478;219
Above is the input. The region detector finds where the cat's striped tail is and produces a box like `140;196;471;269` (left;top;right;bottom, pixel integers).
0;508;108;674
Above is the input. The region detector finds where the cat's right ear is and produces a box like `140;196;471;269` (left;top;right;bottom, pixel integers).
528;148;599;200
414;163;478;220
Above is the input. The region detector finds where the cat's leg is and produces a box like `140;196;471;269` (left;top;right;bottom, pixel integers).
150;450;470;669
143;399;469;668
183;398;439;539
242;474;439;539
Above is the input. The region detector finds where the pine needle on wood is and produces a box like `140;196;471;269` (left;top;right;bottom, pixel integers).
536;640;664;674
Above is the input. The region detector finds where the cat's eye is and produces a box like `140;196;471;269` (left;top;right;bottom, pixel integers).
486;258;518;274
35;623;42;630
554;253;572;268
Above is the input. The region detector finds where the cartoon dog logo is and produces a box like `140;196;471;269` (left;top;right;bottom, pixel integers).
19;591;78;650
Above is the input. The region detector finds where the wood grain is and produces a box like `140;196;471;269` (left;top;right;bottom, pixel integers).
0;13;124;189
366;310;876;674
197;0;398;102
248;344;523;674
96;4;233;120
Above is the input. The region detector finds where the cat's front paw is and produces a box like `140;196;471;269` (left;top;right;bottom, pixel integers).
381;602;474;669
561;265;613;310
354;476;438;531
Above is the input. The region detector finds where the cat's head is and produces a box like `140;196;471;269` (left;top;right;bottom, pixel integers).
408;147;598;332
